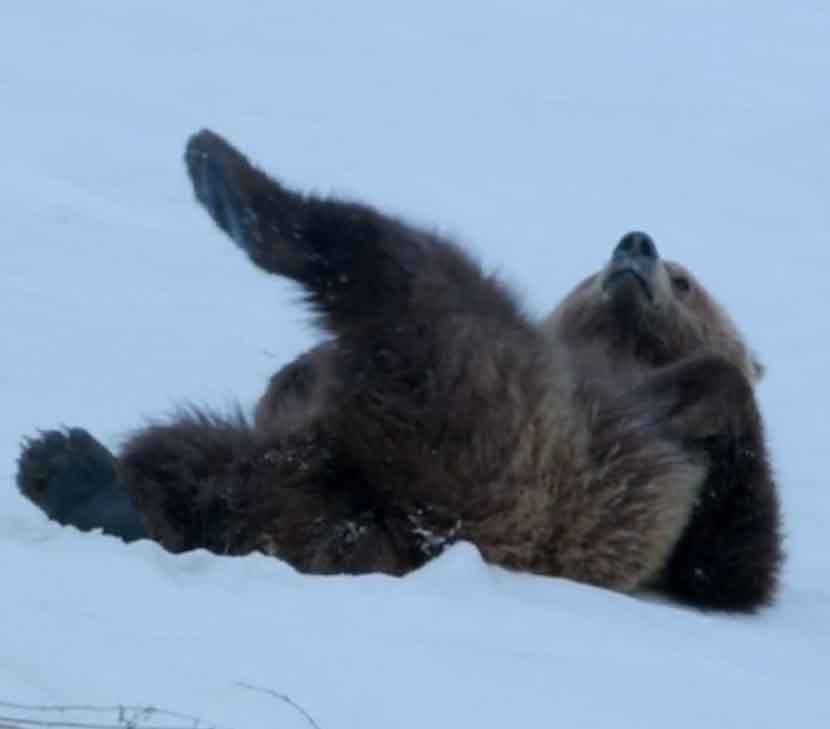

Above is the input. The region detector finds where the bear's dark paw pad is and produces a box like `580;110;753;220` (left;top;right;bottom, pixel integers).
184;129;258;253
17;428;118;526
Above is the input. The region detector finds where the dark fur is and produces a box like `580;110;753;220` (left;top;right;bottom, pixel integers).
16;130;783;611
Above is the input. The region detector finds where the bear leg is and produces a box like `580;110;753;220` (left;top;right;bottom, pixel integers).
118;409;362;565
622;354;783;611
118;410;261;555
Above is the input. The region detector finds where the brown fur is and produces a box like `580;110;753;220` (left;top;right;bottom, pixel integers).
16;133;783;612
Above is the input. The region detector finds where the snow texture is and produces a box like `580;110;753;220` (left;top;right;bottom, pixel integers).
2;2;828;727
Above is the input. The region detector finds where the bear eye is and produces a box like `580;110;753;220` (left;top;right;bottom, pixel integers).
671;275;691;294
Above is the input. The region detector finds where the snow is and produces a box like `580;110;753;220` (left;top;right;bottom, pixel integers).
2;1;829;726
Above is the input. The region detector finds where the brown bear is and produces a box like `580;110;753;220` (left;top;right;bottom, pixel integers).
16;129;783;612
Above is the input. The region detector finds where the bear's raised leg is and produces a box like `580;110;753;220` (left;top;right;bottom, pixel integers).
17;428;147;541
185;129;527;337
610;354;783;611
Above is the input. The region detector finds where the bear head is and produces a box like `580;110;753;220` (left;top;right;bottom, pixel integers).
541;231;762;384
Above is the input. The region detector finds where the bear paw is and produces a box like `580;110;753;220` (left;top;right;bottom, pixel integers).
17;428;146;541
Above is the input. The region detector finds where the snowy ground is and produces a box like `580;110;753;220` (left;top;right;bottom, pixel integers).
2;2;829;727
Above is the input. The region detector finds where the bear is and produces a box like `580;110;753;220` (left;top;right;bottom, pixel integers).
16;129;783;611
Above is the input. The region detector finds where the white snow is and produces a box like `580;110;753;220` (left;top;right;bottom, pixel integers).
2;2;829;726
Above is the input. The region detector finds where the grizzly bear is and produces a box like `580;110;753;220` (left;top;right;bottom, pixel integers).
16;129;783;611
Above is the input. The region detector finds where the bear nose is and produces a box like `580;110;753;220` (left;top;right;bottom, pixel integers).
614;231;658;262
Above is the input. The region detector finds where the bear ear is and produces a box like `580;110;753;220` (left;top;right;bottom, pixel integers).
751;352;766;382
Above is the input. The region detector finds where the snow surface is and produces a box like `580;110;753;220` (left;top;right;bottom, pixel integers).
2;2;829;726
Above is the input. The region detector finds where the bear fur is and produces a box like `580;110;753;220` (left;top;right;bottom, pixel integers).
16;129;783;611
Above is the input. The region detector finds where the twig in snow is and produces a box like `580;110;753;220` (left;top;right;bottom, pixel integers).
235;683;322;729
0;701;225;729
